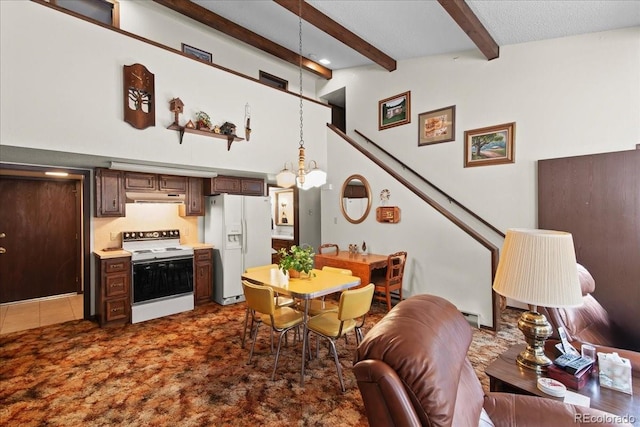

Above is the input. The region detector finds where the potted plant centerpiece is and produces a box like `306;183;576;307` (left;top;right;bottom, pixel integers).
278;245;315;279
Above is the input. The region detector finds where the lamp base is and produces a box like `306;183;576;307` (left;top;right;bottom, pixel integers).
516;310;553;373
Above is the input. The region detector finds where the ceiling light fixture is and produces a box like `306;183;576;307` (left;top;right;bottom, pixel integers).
276;0;326;191
45;171;69;177
319;58;331;65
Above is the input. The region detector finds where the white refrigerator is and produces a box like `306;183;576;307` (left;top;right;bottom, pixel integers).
204;194;272;305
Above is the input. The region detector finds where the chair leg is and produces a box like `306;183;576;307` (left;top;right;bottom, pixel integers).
247;321;261;364
327;339;345;392
241;308;251;348
386;291;392;311
271;328;286;380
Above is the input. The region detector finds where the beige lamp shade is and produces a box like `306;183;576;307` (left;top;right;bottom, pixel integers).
492;229;583;308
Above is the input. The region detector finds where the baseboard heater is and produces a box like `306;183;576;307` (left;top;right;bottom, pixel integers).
461;311;480;328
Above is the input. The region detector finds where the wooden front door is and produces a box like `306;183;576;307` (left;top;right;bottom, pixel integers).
0;177;80;303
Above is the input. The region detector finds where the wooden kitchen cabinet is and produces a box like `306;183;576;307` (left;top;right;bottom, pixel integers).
124;172;187;192
95;255;131;326
180;177;204;216
194;248;213;305
204;175;264;196
271;238;295;264
124;172;156;191
159;174;187;192
95;168;125;217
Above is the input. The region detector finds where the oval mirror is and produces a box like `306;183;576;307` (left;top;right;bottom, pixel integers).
340;174;372;224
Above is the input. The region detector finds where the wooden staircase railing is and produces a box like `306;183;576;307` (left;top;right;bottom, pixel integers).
328;123;501;329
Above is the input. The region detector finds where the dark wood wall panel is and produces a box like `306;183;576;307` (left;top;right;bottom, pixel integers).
538;148;640;344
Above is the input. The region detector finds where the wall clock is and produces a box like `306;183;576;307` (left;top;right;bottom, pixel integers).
123;63;155;129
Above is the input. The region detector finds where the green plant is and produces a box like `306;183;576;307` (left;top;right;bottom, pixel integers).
195;111;212;128
278;245;315;275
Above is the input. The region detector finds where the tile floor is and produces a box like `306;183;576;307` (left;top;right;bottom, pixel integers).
0;294;84;335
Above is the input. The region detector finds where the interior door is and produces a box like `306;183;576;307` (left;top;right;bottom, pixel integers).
0;177;79;303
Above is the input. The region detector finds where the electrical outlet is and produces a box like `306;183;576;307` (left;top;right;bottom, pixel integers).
183;227;189;236
333;217;337;224
110;232;119;241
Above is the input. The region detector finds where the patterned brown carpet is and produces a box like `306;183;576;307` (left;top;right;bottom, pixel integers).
0;299;523;426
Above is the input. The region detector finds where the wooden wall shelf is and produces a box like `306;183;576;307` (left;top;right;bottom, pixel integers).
167;124;244;150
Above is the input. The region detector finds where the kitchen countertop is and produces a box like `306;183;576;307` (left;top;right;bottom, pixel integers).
187;243;214;250
94;249;131;259
272;235;294;241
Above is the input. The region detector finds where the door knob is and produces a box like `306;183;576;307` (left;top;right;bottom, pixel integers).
0;232;5;238
0;247;6;254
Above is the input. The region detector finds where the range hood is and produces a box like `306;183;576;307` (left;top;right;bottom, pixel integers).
125;191;186;203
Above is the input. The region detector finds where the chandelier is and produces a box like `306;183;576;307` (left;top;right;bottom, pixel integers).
276;0;326;190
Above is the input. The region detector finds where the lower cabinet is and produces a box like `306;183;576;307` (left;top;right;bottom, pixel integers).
95;255;131;326
194;248;213;305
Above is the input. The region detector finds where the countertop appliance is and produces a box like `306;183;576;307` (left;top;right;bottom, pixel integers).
122;229;194;323
204;194;271;305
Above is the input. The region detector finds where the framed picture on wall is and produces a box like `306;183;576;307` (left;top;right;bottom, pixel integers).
418;105;456;146
378;91;411;130
464;122;516;167
275;189;294;225
181;43;212;62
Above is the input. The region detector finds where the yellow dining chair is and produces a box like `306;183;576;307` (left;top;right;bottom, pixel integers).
306;283;375;391
304;266;353;316
242;280;304;380
242;264;295;348
373;251;407;311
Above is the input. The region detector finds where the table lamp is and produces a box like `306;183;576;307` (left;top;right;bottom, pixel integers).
492;229;583;373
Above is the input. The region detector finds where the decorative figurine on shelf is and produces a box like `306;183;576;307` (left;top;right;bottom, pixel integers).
185;120;195;129
213;125;221;134
362;241;367;254
169;97;184;125
220;121;236;136
195;111;212;131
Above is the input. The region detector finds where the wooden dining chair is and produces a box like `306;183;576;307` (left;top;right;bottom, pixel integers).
242;280;304;381
306;283;375;391
318;243;339;255
373;251;407;311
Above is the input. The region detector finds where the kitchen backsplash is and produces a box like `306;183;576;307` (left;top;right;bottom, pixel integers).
94;203;199;251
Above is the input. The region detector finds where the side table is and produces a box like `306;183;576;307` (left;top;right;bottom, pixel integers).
486;344;639;424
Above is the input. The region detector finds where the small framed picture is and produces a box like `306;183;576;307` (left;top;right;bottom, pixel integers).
181;43;212;62
418;105;456;146
378;91;411;130
464;122;516;167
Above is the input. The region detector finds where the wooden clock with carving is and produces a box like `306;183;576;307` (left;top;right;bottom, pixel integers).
123;63;155;129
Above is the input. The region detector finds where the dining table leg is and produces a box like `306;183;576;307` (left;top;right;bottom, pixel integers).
300;299;310;386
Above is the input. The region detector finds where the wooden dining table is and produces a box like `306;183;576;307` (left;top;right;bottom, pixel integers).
241;268;361;386
314;251;388;287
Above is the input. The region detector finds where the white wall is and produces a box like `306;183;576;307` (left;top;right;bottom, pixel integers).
0;1;330;176
318;27;640;326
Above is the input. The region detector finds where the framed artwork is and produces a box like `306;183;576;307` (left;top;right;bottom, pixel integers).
181;43;212;62
378;91;411;130
418;105;456;146
275;189;294;225
464;122;516;167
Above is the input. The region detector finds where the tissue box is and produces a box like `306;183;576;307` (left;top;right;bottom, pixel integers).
597;352;633;395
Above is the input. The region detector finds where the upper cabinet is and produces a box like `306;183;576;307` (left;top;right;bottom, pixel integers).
180;177;205;217
204;176;264;196
124;172;187;192
95;168;125;217
95;168;205;217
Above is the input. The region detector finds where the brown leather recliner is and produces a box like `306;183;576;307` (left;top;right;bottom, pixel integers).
540;264;640;370
353;295;629;427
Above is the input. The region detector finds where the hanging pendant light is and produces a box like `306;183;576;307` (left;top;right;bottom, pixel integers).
276;0;326;190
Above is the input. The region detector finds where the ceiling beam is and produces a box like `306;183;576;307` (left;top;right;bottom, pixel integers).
274;0;397;72
437;0;499;60
152;0;332;79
